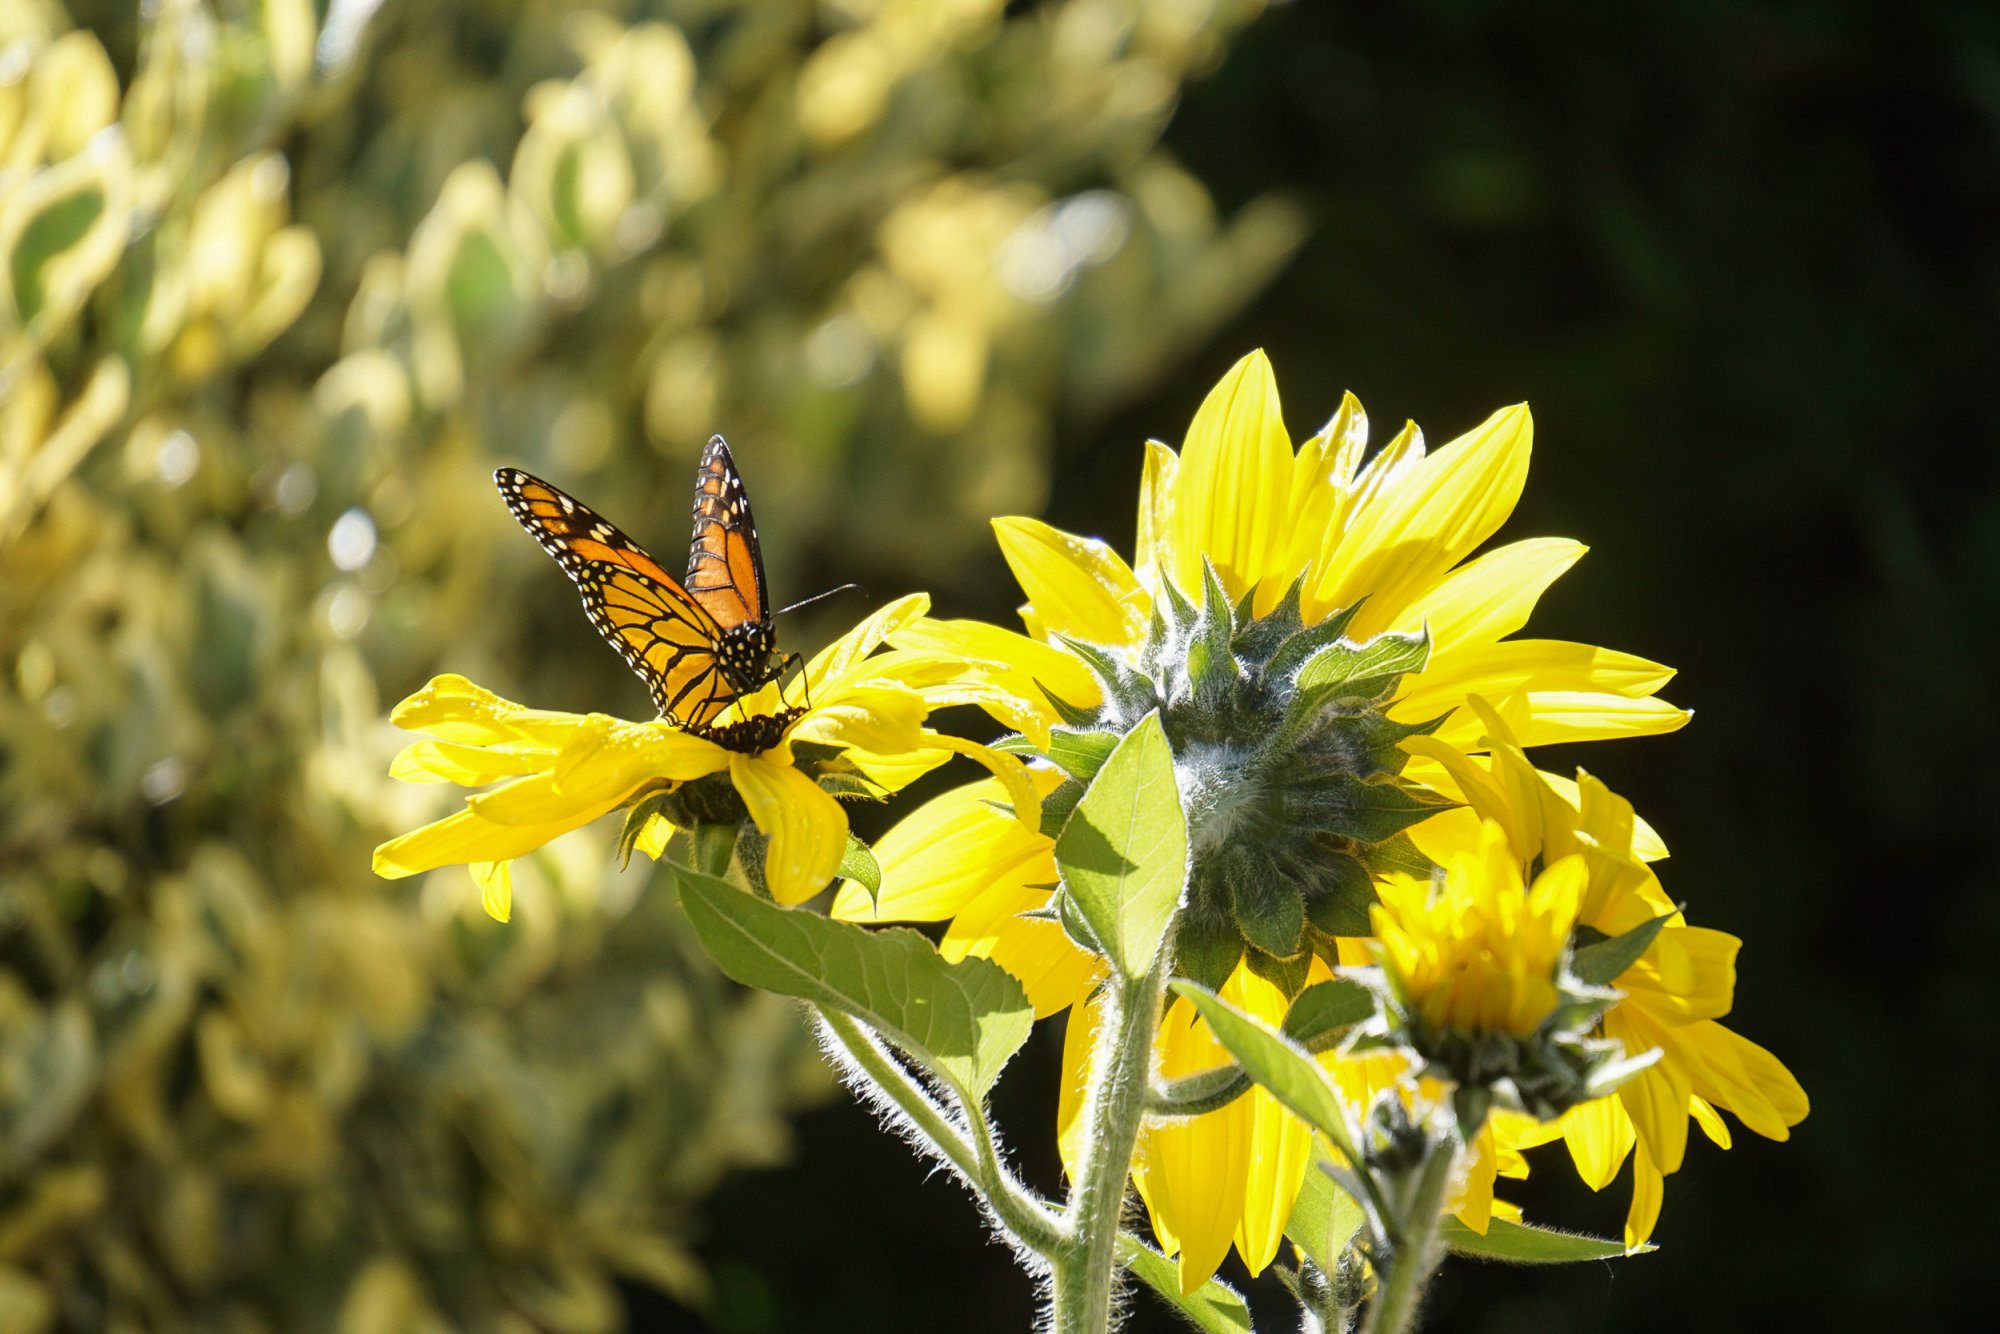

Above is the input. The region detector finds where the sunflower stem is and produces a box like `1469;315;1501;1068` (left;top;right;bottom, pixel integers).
1051;963;1167;1334
1358;1110;1460;1334
815;1007;1063;1257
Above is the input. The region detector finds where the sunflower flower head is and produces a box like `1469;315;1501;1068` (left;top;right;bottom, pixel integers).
1367;819;1641;1133
373;594;1037;916
1044;564;1453;997
1406;697;1809;1248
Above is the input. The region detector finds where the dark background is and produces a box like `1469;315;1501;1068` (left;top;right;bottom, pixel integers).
676;2;2000;1330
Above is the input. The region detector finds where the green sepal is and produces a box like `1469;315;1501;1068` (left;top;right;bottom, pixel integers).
837;834;882;906
674;866;1032;1102
1570;909;1677;985
1296;627;1430;695
1041;727;1124;782
686;821;739;880
1186;562;1242;701
1037;681;1102;729
1156;564;1200;638
1360;831;1437;880
1229;860;1306;959
1441;1216;1648;1263
1244;945;1311;999
1283;977;1375;1049
615;791;674;868
1294;774;1455;844
1172;911;1243;993
1056;635;1156;720
1453;1082;1493;1141
1055;890;1108;958
1038;777;1086;839
1118;1235;1252;1333
815;770;890;802
1264;598;1364;685
1231;573;1307;663
1302;850;1376;937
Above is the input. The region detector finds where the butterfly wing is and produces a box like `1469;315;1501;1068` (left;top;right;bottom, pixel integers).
684;435;771;630
495;467;740;728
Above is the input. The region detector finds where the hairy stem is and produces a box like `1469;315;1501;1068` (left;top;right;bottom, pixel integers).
1050;964;1167;1334
816;1007;1063;1257
1358;1116;1460;1334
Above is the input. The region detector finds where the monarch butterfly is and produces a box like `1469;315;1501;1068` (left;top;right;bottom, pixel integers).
495;436;801;752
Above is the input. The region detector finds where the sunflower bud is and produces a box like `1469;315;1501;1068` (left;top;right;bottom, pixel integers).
1366;821;1649;1129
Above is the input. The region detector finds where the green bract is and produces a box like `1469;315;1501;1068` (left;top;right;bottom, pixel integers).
1029;569;1453;997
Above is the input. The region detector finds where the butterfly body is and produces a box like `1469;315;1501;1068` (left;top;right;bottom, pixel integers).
496;437;795;749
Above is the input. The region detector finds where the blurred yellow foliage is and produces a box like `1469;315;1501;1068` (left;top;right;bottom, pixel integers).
0;0;1299;1326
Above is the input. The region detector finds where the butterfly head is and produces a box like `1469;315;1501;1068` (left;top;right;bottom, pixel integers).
717;620;780;693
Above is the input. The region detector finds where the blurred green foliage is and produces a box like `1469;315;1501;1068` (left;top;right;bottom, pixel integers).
0;0;1300;1328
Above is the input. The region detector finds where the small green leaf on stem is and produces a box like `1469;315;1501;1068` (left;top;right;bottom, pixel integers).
1055;712;1189;980
1441;1216;1649;1264
1117;1235;1252;1333
676;866;1031;1101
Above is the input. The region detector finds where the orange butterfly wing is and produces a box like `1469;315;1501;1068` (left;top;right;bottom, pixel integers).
495;467;742;729
683;435;771;630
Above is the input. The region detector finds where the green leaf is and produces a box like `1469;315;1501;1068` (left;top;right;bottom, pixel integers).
675;868;1031;1101
1570;910;1676;985
1168;980;1355;1159
1053;712;1188;979
9;184;105;325
1282;978;1375;1049
1284;1156;1366;1275
1441;1216;1646;1263
1118;1235;1252;1333
838;835;881;903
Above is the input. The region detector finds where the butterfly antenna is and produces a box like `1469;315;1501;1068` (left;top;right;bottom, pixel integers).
774;583;862;618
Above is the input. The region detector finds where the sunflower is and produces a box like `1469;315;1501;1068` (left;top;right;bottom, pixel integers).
373;594;1036;916
1407;698;1808;1250
834;350;1689;1290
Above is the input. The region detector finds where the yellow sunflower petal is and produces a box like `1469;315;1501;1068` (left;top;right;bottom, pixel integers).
371;795;623;877
1624;1141;1665;1252
1133;439;1180;593
390;673;580;747
1619;926;1739;1022
1137;994;1251;1294
993;516;1149;647
1608;1011;1692;1175
1393;537;1587;651
829;772;1059;923
1057;991;1102;1183
1226;968;1314;1274
1280;391;1368;589
1558;1092;1635;1191
388;738;548;786
470;860;512;923
1676;1020;1809;1140
1314;403;1532;638
1171;349;1293;604
921;732;1042;832
730;754;849;905
632;812;675;861
803;592;931;692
